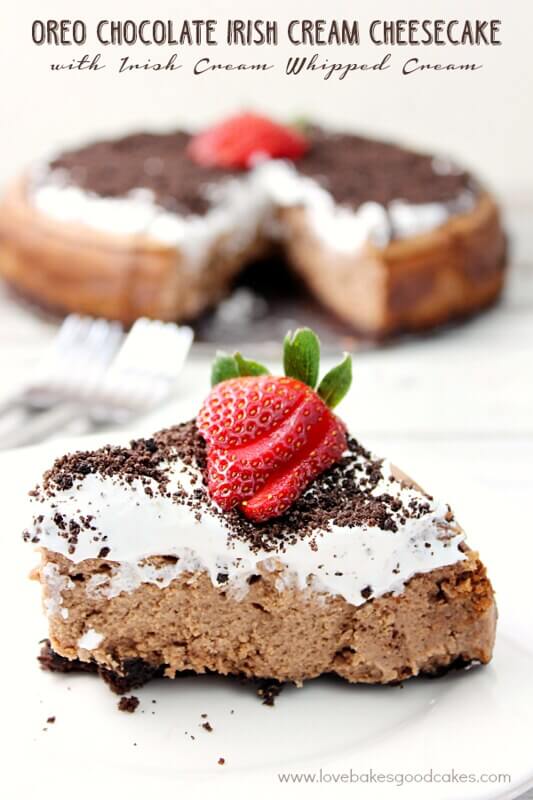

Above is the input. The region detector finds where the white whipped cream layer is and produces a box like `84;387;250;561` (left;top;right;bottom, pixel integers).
30;166;272;268
254;161;474;251
29;158;475;263
29;452;466;610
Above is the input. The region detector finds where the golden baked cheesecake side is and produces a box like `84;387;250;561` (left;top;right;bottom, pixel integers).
0;118;507;335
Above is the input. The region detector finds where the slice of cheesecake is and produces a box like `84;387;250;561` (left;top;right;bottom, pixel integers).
23;331;496;692
25;421;495;690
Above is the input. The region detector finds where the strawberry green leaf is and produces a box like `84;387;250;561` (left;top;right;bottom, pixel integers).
317;354;352;408
291;116;310;132
211;352;240;386
234;352;270;377
283;328;320;388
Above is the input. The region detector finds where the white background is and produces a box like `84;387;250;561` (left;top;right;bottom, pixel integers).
1;0;532;201
1;3;532;797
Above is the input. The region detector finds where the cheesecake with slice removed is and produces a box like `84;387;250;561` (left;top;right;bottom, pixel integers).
0;114;506;337
24;330;496;691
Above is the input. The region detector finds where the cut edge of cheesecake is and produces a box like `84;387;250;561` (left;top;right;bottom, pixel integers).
281;192;506;337
35;546;496;692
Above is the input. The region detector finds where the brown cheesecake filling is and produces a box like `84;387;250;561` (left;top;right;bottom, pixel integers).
37;552;494;693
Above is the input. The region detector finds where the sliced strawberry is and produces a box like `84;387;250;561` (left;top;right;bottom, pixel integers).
187;113;308;170
196;328;352;523
198;375;307;449
204;387;333;510
241;414;346;522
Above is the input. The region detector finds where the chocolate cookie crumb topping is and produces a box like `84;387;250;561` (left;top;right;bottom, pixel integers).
299;127;474;209
30;421;435;554
118;696;140;713
256;679;283;706
45;127;475;221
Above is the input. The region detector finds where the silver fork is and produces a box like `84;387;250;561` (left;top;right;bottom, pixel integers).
0;316;193;449
0;315;125;444
0;315;124;448
88;318;193;425
10;314;125;411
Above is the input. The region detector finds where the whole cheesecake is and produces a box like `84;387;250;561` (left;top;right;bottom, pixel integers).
0;115;507;337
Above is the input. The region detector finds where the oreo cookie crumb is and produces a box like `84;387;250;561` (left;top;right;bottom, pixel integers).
118;696;140;713
299;127;474;213
219;436;426;552
46;127;474;224
28;422;437;555
256;679;283;706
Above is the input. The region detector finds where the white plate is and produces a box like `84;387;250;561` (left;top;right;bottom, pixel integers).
3;437;533;800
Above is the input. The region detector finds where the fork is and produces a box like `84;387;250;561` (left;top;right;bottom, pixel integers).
88;318;193;425
0;316;193;450
0;314;124;417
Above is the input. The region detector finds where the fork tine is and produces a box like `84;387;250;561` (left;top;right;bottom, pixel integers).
7;314;192;436
90;319;194;419
63;319;124;398
30;315;125;403
110;319;193;374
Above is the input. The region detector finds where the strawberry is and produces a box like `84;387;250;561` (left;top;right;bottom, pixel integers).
198;375;307;450
187;113;309;170
241;412;347;522
196;331;352;522
202;379;345;511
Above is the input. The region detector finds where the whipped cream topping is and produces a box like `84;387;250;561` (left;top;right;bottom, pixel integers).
26;426;466;610
30;165;271;268
29;156;475;262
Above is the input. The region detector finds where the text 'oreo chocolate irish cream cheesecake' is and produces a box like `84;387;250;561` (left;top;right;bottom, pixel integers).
0;113;506;337
24;329;496;694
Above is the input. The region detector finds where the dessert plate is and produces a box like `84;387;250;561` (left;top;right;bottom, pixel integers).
3;436;533;800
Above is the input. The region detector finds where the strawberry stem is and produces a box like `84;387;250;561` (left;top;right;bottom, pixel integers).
210;328;352;408
234;353;270;378
211;352;239;386
211;351;269;386
283;328;320;388
317;354;352;408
